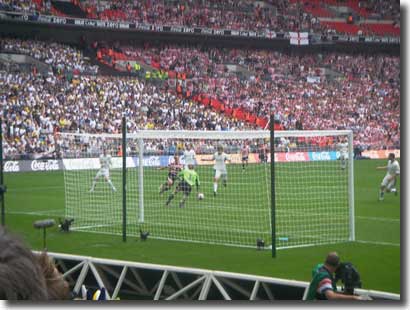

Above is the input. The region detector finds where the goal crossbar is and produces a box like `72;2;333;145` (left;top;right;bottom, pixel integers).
59;130;353;140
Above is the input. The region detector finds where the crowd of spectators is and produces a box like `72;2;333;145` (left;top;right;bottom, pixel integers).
86;0;374;34
0;38;400;159
359;0;400;21
1;71;250;159
0;0;400;36
0;0;40;13
1;38;98;74
79;0;401;35
116;42;400;150
89;0;314;32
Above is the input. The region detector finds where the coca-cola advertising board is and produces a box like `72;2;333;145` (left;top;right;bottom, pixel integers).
2;150;400;173
4;161;20;172
4;160;63;173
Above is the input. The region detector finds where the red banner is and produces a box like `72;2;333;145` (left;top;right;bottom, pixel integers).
210;99;223;111
202;96;210;106
248;114;256;123
256;117;268;128
192;94;267;129
224;107;233;116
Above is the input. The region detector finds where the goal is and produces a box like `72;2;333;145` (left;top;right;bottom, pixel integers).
272;130;355;249
58;129;354;250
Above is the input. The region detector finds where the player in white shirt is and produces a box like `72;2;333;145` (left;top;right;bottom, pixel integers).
279;137;290;153
336;137;349;170
203;145;231;196
376;153;400;201
183;144;196;169
241;143;250;171
90;149;116;192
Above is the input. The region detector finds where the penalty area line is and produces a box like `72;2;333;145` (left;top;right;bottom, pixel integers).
6;209;63;216
7;186;64;192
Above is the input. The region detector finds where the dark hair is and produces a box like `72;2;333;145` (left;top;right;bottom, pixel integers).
0;226;48;300
325;252;340;268
389;153;395;159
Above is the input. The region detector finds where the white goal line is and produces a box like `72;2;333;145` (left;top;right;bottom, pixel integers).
72;221;269;235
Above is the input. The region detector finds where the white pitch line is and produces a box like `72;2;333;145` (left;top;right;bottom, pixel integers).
6;210;63;216
355;240;400;247
71;224;113;230
7;186;64;192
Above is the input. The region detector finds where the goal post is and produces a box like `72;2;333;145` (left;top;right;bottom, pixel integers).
58;128;354;250
272;129;355;249
270;117;276;258
121;116;126;242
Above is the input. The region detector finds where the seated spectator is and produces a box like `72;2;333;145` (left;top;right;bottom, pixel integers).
1;38;98;74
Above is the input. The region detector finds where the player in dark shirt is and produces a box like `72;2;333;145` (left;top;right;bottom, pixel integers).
258;144;267;163
158;155;183;195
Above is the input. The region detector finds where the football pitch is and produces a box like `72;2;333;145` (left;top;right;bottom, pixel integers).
3;159;400;294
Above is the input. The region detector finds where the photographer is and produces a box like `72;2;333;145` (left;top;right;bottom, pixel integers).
305;252;365;300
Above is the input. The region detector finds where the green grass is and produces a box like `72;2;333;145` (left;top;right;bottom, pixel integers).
65;161;349;248
3;159;400;294
62;163;272;246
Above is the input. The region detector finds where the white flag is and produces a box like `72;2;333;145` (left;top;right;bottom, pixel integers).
290;32;309;45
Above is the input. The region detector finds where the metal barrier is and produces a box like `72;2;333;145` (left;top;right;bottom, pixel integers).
40;251;400;301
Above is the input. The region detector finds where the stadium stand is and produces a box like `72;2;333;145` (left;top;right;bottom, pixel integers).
363;23;400;37
0;0;401;302
0;0;38;12
50;0;87;18
303;4;334;18
320;21;363;35
0;0;400;36
1;38;98;74
0;37;400;159
97;41;399;146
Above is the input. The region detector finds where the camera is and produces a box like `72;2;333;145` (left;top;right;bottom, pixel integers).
140;229;150;241
334;262;362;295
59;218;74;232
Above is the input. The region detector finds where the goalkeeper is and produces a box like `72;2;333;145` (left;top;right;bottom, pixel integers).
165;164;200;208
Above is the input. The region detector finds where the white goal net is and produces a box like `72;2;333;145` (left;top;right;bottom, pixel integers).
58;130;354;249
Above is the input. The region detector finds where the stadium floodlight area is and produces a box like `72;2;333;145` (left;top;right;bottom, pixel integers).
59;129;354;251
